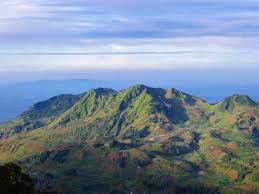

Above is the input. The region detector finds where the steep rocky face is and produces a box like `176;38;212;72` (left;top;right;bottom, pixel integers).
0;85;258;194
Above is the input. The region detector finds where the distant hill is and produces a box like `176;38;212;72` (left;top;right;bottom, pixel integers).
0;85;258;194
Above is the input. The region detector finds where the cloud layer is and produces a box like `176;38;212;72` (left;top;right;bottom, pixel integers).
0;0;259;71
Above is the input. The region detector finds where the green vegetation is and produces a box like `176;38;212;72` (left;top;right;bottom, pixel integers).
0;162;35;194
0;84;258;194
0;94;80;138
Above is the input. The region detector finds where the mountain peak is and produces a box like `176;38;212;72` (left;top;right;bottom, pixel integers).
120;84;150;98
86;88;117;97
220;94;257;111
127;84;150;91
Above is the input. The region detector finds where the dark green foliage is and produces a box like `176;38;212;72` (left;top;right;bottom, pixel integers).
0;163;35;194
0;94;81;137
174;184;219;194
133;156;152;167
13;120;45;133
163;102;189;124
122;126;151;140
252;127;259;147
159;132;200;156
21;94;80;120
111;140;135;150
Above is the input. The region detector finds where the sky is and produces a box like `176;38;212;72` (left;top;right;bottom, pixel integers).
0;0;259;83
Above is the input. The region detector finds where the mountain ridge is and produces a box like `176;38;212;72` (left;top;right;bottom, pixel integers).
1;80;258;124
0;84;258;194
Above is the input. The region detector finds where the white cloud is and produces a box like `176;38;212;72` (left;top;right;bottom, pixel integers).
0;0;259;72
1;36;259;71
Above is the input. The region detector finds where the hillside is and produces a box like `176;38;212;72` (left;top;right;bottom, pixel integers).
0;94;80;138
0;85;258;194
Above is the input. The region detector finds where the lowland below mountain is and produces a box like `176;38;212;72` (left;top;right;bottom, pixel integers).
0;84;258;194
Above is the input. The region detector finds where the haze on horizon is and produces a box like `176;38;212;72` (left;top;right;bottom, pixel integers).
0;0;259;84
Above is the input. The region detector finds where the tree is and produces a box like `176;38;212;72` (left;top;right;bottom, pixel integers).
0;162;35;194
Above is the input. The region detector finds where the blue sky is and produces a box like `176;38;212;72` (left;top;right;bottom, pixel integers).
0;0;259;83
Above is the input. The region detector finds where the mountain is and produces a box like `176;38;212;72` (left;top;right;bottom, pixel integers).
1;79;258;124
0;79;136;124
0;85;258;194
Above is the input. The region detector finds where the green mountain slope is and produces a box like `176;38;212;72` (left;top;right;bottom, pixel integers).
0;85;258;194
0;94;80;138
220;94;257;111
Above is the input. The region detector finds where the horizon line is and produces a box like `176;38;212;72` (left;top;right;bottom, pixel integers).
0;51;231;56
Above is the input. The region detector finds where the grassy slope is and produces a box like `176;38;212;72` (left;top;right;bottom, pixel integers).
0;85;258;194
0;94;80;138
